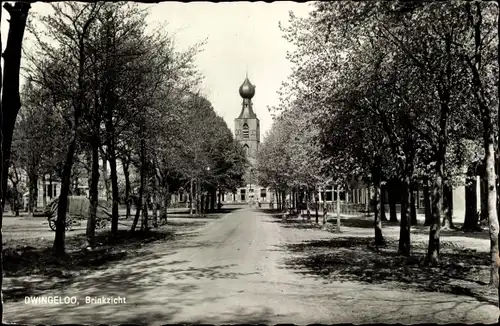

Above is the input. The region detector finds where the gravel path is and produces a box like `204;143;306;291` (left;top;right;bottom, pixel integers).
5;208;499;324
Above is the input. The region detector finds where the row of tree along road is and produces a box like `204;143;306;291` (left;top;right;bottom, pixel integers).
256;1;500;321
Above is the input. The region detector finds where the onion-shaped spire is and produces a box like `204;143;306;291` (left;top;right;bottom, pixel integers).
239;74;255;99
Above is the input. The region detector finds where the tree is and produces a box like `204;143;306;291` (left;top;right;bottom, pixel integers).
0;0;32;322
27;2;104;256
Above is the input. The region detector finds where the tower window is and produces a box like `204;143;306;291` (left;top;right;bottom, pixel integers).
243;144;249;156
243;123;249;138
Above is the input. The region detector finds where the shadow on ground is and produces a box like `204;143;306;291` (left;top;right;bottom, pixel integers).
279;236;496;306
4;229;174;279
6;242;262;325
3;216;212;300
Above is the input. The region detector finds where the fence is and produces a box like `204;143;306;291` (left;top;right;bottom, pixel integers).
292;202;367;215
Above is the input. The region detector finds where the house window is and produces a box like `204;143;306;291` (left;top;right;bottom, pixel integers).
241;189;246;201
261;189;267;198
243;124;249;138
325;188;333;201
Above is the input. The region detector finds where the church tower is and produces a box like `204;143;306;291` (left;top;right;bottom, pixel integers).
220;73;270;204
234;74;260;164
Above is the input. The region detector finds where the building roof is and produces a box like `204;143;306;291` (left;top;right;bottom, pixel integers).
237;100;258;119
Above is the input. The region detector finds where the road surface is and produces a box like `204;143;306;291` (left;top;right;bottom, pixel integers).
5;207;498;324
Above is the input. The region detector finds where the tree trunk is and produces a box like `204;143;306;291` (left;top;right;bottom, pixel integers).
161;190;169;224
9;175;20;216
42;174;47;208
374;181;385;246
485;133;499;287
28;173;38;214
86;142;99;249
104;79;119;232
496;5;500;312
1;2;31;214
423;176;432;226
306;190;311;222
336;186;341;231
49;175;53;199
398;176;411;256
108;150;119;234
130;140;146;232
217;187;222;210
141;194;149;231
204;191;209;207
210;188;216;211
122;157;131;219
463;163;480;231
152;182;158;229
442;182;454;229
426;159;444;265
207;190;210;212
203;192;207;213
53;134;77;257
0;6;3;320
189;177;194;215
410;183;417;225
200;193;205;215
371;162;386;246
196;179;201;215
388;179;398;222
315;189;319;224
0;7;3;323
323;196;327;225
206;191;210;213
380;183;387;221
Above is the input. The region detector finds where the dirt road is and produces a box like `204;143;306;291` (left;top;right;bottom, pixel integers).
5;207;498;324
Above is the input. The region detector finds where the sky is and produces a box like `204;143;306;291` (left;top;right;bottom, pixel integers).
1;1;312;138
